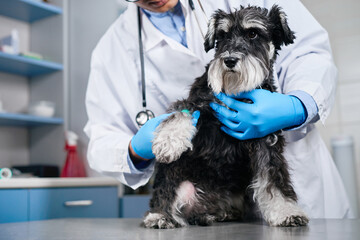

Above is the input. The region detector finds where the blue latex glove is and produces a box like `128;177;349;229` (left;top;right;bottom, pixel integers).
131;111;201;159
210;89;307;140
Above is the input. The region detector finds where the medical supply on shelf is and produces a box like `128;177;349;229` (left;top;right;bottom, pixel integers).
0;29;19;55
61;131;87;177
0;168;12;179
20;51;43;60
28;101;55;117
0;97;4;112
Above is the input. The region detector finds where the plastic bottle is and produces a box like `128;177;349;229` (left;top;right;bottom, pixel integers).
0;94;4;112
60;131;87;177
11;29;19;55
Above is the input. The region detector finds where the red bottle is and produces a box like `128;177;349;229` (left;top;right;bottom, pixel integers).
61;131;86;177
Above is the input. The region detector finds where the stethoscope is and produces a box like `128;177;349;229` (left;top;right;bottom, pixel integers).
133;0;207;127
135;6;155;128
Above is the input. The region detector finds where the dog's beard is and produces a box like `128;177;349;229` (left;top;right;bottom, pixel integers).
208;54;269;95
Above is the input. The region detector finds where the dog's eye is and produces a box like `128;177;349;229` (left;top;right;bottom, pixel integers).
248;31;257;39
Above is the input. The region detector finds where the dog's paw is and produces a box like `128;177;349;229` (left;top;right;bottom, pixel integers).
142;213;177;229
188;214;217;226
152;112;197;164
266;204;309;227
278;215;309;227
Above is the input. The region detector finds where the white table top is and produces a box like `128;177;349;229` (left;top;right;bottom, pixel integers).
1;218;359;240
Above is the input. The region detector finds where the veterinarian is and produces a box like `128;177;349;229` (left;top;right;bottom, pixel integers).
84;0;351;219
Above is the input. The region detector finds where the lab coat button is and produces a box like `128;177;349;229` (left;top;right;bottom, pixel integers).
180;26;186;32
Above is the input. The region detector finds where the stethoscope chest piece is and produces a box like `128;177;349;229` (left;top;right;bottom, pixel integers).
136;109;155;127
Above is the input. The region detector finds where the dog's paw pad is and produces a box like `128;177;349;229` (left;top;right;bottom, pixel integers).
143;213;176;229
279;215;309;227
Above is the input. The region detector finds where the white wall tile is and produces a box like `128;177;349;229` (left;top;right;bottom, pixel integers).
338;82;360;124
333;35;360;82
302;0;360;83
316;122;341;151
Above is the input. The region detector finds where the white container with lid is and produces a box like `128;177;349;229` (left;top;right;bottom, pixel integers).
28;101;55;117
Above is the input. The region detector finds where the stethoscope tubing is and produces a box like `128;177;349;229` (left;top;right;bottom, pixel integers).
136;6;155;127
188;0;208;39
137;7;147;110
135;1;207;127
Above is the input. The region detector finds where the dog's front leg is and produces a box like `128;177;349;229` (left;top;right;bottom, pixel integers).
249;140;309;227
152;111;197;164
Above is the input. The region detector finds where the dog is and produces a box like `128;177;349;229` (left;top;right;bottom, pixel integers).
142;5;309;228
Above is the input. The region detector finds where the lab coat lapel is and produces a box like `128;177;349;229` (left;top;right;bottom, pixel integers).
142;12;197;58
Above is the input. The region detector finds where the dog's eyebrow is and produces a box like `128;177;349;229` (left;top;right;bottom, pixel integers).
242;19;267;30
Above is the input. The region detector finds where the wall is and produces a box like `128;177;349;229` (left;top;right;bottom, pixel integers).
301;0;360;209
67;0;124;176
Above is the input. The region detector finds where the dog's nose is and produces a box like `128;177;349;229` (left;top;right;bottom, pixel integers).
224;57;239;69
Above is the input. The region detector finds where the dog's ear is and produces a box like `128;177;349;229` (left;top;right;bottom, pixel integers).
268;5;295;49
204;9;228;52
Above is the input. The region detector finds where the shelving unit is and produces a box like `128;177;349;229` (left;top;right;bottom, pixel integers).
0;0;62;23
0;0;64;127
0;0;66;167
0;51;63;77
0;112;63;127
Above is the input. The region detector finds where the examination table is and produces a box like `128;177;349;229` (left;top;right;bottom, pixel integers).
1;218;359;240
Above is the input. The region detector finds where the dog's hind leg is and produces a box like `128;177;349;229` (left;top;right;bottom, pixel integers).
143;180;198;228
143;186;181;229
152;111;197;164
249;140;309;227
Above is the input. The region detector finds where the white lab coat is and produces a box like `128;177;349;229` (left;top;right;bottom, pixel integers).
84;0;351;218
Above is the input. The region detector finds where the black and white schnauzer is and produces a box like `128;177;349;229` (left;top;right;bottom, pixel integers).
143;5;309;228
